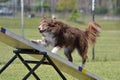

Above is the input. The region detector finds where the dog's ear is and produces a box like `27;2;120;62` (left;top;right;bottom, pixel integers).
47;15;56;27
51;14;56;23
52;15;56;20
41;16;48;23
41;16;47;20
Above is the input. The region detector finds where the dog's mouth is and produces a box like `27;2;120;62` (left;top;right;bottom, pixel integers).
38;29;46;33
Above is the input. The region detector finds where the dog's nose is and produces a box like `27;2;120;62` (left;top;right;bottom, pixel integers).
38;27;40;30
38;27;45;33
38;27;41;32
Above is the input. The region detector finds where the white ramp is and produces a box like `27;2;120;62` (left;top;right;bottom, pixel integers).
0;27;102;80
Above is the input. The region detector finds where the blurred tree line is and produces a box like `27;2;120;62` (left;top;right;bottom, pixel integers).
0;0;9;2
0;0;120;19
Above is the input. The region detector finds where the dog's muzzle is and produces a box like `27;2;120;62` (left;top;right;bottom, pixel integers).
40;30;46;33
38;28;46;33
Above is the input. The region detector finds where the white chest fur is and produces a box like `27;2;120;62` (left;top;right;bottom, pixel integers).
42;32;55;46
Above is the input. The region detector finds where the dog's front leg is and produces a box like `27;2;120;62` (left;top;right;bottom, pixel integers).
51;46;61;54
31;39;48;47
31;39;41;43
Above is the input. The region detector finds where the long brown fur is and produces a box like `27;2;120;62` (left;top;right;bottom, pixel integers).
84;22;101;44
32;18;101;67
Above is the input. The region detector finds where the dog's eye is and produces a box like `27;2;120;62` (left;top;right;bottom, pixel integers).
41;23;48;27
48;23;55;27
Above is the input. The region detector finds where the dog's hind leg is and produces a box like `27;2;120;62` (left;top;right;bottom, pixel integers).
64;47;74;62
81;54;87;68
77;46;88;68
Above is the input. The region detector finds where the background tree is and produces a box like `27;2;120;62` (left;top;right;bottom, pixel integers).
56;0;78;12
0;0;9;2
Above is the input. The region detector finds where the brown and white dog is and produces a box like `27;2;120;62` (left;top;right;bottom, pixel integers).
31;17;101;67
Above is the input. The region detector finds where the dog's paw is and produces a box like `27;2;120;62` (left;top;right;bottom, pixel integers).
30;39;41;44
81;64;85;68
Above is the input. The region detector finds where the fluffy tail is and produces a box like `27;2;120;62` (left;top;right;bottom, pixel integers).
84;22;101;45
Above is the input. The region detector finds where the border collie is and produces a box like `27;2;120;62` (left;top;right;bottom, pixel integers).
31;17;101;67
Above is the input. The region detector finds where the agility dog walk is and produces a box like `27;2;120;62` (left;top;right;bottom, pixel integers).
0;27;102;80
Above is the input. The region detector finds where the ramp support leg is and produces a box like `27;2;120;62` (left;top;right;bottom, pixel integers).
0;55;17;74
13;49;41;80
13;49;66;80
45;54;67;80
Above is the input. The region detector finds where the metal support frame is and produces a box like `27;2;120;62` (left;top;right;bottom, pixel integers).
0;49;66;80
0;55;17;74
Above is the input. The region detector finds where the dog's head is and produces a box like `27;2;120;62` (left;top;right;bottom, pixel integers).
38;17;61;34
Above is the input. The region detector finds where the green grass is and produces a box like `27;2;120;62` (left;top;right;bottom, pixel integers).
0;17;120;80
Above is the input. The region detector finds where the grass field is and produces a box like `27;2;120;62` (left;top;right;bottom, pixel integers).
0;17;120;80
